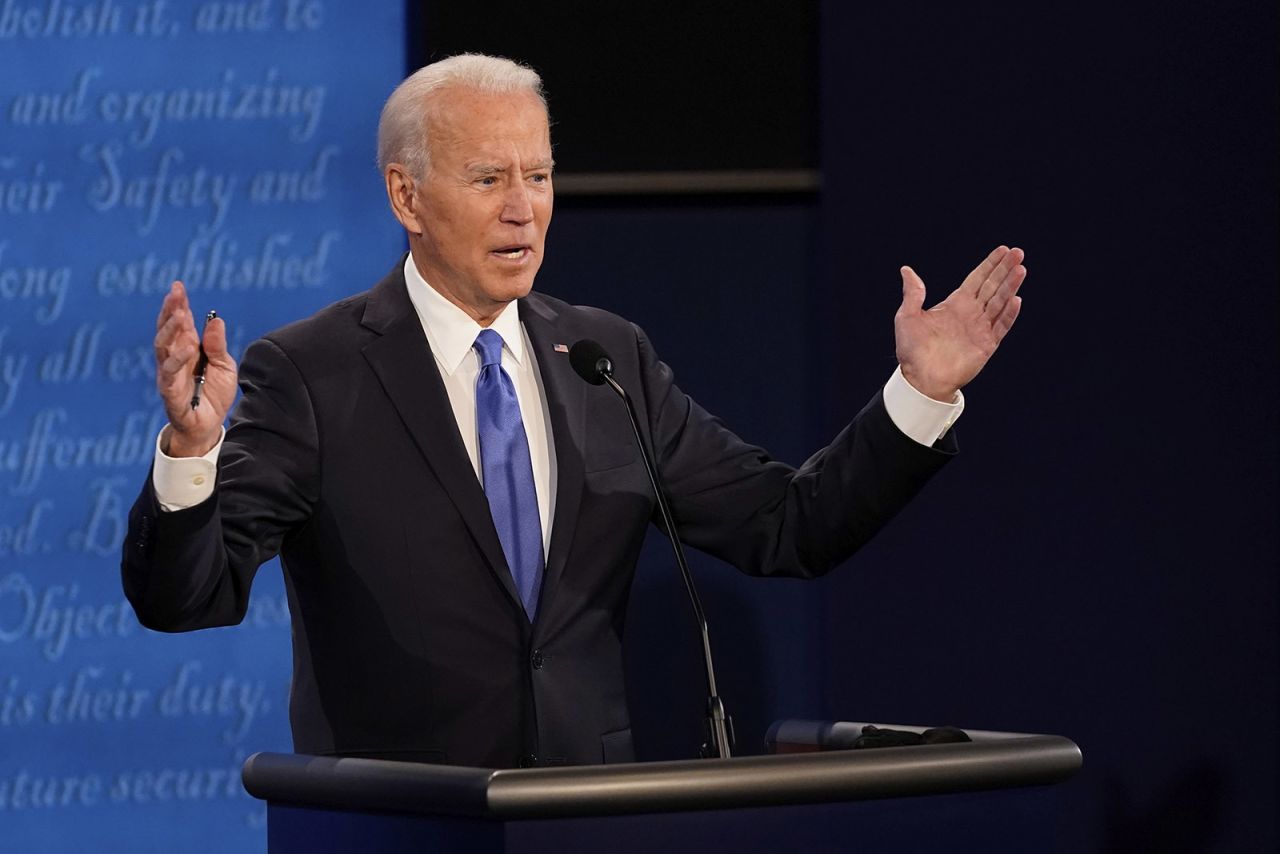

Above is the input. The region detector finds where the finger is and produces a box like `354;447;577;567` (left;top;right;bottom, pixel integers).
958;246;1009;297
153;308;183;357
155;311;199;379
977;247;1024;305
983;263;1027;319
976;247;1024;305
899;265;927;315
159;340;199;377
156;281;190;332
154;306;193;359
993;295;1022;341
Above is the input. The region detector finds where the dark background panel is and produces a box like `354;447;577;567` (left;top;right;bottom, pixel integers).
818;2;1277;852
409;0;817;174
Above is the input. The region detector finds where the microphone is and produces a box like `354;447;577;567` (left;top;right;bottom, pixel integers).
568;339;612;386
569;340;734;760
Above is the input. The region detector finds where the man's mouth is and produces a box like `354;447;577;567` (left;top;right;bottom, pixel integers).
491;245;531;260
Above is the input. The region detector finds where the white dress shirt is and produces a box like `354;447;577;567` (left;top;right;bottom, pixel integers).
400;256;556;558
153;257;964;540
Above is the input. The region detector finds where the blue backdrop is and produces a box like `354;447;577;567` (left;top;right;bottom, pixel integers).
0;2;404;851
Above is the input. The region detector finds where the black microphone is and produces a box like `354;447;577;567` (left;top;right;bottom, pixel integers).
568;339;734;760
568;339;612;386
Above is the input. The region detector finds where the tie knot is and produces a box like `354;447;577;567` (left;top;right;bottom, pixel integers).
473;329;505;368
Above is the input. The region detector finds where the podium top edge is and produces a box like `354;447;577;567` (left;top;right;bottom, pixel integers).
242;730;1082;820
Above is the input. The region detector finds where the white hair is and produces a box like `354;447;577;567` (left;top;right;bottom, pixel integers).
376;53;546;179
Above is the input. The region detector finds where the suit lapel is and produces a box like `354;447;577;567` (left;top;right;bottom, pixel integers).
519;295;586;628
359;267;522;610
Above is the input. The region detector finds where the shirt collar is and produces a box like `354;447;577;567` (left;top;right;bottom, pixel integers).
402;254;526;375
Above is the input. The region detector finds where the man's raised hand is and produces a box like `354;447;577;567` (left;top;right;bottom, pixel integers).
893;246;1026;402
154;281;237;457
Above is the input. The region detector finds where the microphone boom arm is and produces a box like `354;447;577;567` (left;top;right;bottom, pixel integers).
599;373;734;760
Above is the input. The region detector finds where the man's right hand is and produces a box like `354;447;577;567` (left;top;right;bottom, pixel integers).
154;281;238;457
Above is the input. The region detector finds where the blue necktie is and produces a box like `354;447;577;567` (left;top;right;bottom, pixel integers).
473;329;544;620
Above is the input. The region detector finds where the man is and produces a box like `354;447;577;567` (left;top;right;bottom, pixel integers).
124;55;1025;768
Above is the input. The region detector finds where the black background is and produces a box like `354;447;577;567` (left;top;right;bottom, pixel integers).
411;0;817;174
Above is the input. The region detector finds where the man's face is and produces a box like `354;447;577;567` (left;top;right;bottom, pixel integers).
406;86;553;322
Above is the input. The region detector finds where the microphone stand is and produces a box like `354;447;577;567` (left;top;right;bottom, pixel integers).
597;372;734;760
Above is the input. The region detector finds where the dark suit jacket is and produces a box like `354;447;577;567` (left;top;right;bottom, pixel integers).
122;261;955;768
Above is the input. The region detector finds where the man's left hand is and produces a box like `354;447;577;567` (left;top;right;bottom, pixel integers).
894;245;1026;401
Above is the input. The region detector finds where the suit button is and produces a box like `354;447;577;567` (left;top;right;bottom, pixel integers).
519;753;538;768
531;649;544;670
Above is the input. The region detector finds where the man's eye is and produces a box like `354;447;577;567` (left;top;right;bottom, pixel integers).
530;173;549;184
479;176;497;186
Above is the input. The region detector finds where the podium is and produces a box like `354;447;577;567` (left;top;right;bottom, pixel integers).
243;722;1082;853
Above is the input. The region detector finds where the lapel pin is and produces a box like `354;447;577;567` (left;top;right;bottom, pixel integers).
553;343;569;353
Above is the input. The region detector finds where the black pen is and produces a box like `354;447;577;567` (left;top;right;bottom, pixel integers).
190;310;218;410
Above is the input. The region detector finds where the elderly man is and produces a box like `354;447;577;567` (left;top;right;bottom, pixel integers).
124;54;1025;768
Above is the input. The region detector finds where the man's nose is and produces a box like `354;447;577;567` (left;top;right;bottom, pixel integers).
500;181;534;225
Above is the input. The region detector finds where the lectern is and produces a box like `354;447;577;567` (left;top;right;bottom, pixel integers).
243;721;1081;853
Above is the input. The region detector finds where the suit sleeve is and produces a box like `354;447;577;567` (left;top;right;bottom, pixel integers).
633;324;956;579
121;337;321;631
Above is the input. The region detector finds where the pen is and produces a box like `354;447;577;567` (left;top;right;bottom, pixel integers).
190;310;218;410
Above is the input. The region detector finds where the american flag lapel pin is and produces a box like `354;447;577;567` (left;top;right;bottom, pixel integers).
553;343;569;353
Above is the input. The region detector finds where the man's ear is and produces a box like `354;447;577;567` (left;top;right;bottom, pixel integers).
385;164;422;235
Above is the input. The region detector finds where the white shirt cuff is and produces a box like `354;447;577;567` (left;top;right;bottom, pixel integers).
883;366;964;446
152;427;224;512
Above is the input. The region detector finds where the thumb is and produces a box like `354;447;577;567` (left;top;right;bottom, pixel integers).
202;316;231;363
899;265;926;314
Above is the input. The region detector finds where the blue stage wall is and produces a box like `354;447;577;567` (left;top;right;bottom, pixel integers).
0;2;404;851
